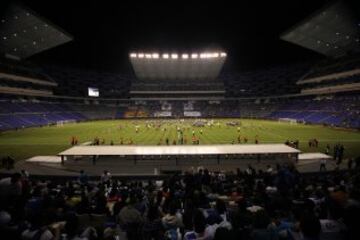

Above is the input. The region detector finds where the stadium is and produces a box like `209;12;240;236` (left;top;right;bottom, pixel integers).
0;0;359;239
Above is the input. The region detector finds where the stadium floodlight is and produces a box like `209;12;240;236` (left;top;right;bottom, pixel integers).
130;53;137;58
191;53;198;59
138;53;144;58
200;53;207;59
162;53;169;59
213;53;219;58
152;53;159;59
145;54;152;59
182;54;189;59
220;52;227;57
171;53;178;59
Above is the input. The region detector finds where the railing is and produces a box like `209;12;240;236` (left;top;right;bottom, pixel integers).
0;86;54;96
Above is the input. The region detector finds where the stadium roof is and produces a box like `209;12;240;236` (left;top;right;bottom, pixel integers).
0;0;359;71
280;1;360;58
130;52;226;81
0;3;73;59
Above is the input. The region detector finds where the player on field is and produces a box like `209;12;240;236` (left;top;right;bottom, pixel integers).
255;135;259;144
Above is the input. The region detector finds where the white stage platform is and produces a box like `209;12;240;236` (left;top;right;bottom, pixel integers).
298;153;331;160
15;148;340;176
26;156;62;163
58;144;300;156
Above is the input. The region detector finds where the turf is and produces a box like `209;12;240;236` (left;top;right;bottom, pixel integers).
0;119;359;161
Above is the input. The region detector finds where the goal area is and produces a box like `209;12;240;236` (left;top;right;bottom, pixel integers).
277;118;298;124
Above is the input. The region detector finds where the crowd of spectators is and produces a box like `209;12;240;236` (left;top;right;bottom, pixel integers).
0;164;360;240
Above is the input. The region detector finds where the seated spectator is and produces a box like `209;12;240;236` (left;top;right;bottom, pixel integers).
251;210;277;240
205;199;232;230
298;213;321;240
142;204;164;240
0;173;22;204
162;201;183;230
58;213;98;240
101;170;111;185
21;212;55;240
118;195;143;229
78;170;89;185
184;209;214;240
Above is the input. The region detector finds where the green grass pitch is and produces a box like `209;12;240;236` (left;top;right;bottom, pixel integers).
0;119;359;161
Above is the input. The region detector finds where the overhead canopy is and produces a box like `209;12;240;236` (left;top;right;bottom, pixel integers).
58;144;300;156
0;3;73;59
280;1;360;58
130;52;226;81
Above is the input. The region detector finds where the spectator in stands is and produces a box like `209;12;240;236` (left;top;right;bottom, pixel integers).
299;213;321;240
184;209;213;240
1;160;360;240
347;158;353;170
78;170;89;185
118;195;143;230
320;159;327;172
142;204;164;240
355;156;360;169
21;212;55;240
58;212;97;240
101;170;112;185
162;201;183;231
251;210;276;240
21;169;29;180
0;173;22;201
266;165;273;175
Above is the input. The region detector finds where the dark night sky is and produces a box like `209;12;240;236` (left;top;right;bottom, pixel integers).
1;0;360;73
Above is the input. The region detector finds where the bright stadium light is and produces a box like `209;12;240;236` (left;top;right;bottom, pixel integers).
182;54;189;59
162;53;169;59
145;54;152;59
220;52;227;57
213;53;219;58
152;53;159;59
130;53;137;58
191;53;198;59
138;53;144;58
200;53;207;59
171;53;178;59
